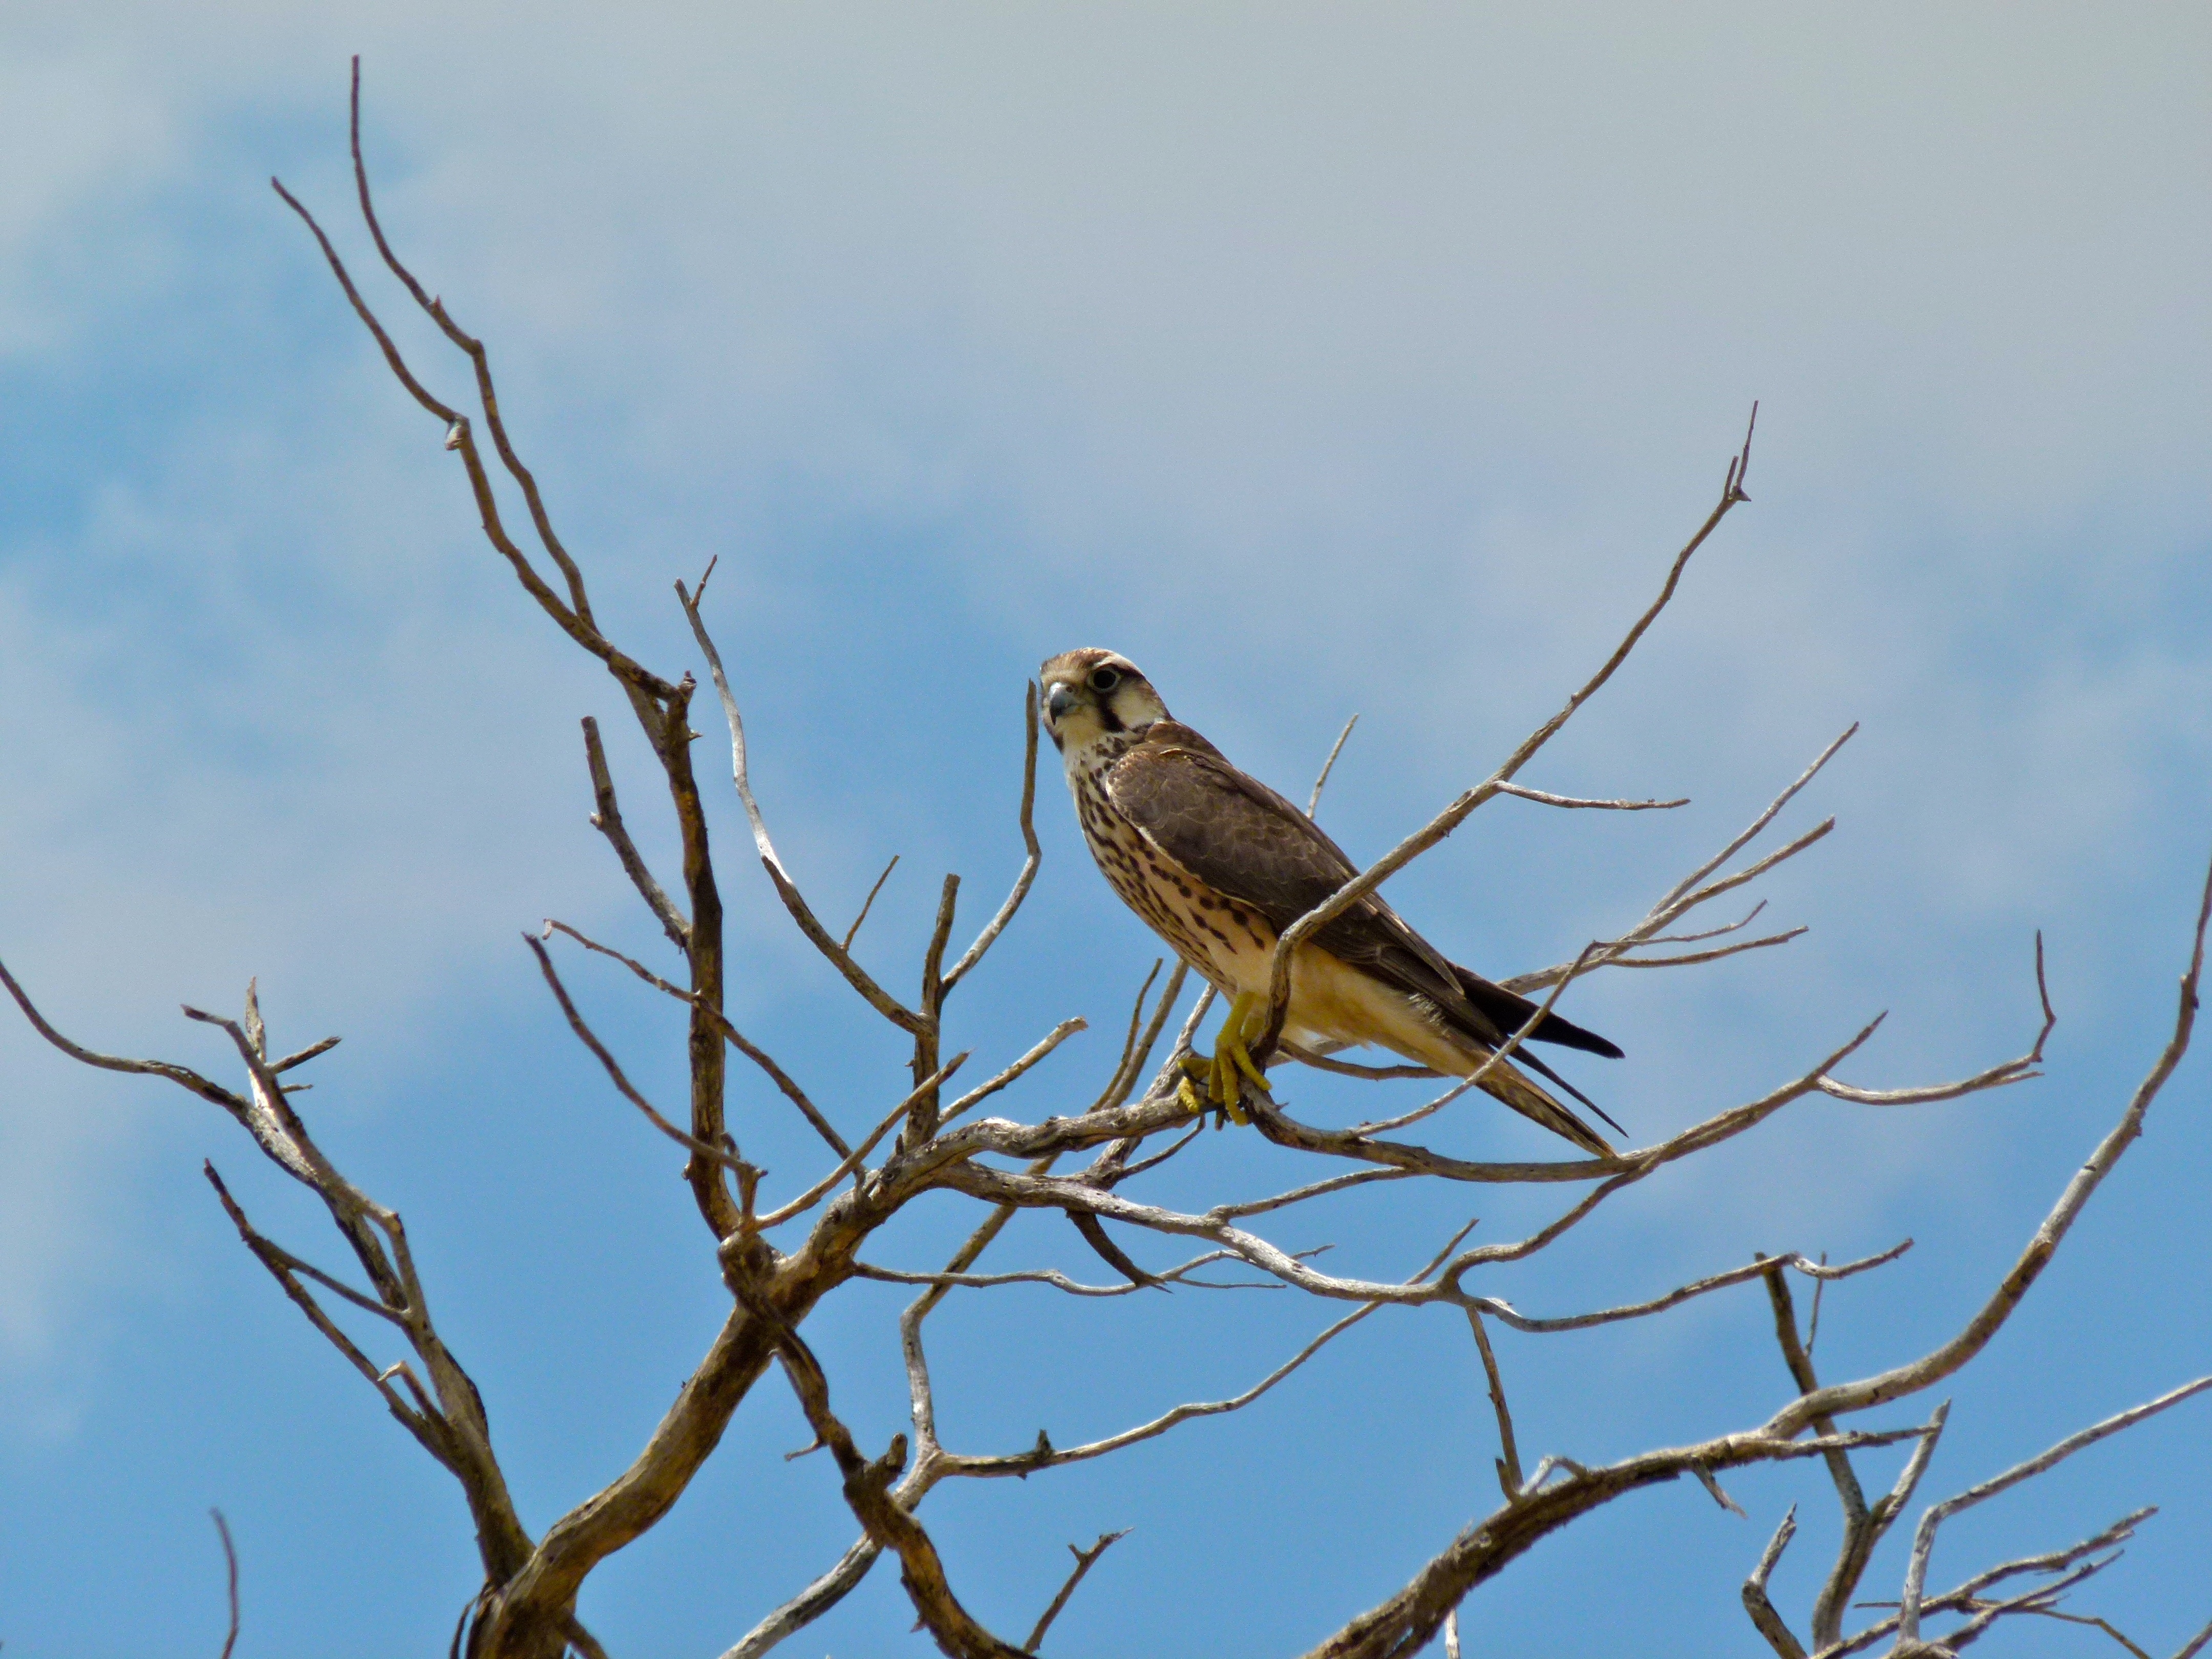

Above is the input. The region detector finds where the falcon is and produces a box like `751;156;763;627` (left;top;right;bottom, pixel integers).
1040;648;1624;1156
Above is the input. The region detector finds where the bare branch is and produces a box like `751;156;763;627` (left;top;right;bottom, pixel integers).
1208;1168;1421;1222
939;1019;1088;1128
1023;1529;1130;1653
1474;1242;1911;1338
1765;850;2209;1446
944;682;1043;992
1896;1375;2212;1642
211;1508;241;1659
268;1034;343;1074
1691;1461;1747;1516
525;934;751;1179
1286;1045;1439;1082
1307;713;1359;818
1090;960;1165;1113
1106;962;1191;1114
1229;1015;1887;1204
1500;726;1854;996
843;854;901;951
2023;1608;2157;1659
278;100;673;698
725;1164;1065;1659
581;717;689;949
675;580;924;1035
943;1299;1385;1480
345;61;622;647
755;1055;970;1230
1465;1307;1524;1502
1760;1259;1867;1620
1493;782;1689;811
756;1300;1028;1658
203;1165;439;1450
1109;1119;1207;1182
854;1249;1252;1299
902;1010;1894;1249
1818;933;2057;1105
2172;1614;2212;1659
542;919;851;1159
1599;928;1809;971
1742;1506;1807;1659
1255;405;1757;1060
1;959;253;1122
722;1532;885;1659
905;873;964;1142
1819;1508;2152;1657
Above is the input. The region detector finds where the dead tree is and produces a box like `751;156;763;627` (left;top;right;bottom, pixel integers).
5;67;2207;1659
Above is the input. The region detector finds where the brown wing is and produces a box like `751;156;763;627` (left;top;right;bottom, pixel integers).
1105;722;1623;1070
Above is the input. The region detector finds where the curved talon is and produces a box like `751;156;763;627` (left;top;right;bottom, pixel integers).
1176;1076;1204;1116
1230;1035;1273;1095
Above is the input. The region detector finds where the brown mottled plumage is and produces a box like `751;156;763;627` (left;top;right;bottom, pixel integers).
1040;647;1623;1156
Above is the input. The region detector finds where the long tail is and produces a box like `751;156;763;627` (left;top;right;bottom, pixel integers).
1454;1047;1617;1157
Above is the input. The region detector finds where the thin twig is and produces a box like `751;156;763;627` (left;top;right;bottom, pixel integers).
843;855;901;951
1023;1529;1131;1652
1819;932;2057;1105
1284;1045;1440;1082
939;1019;1088;1126
1494;782;1689;811
754;1056;970;1229
525;935;750;1176
347;58;601;631
1742;1506;1807;1659
675;579;924;1035
1307;714;1359;819
854;1250;1257;1299
542;919;851;1158
1765;850;2209;1450
2171;1613;2212;1659
1253;405;1757;1060
945;681;1043;992
1090;961;1165;1114
1466;1307;1524;1501
1897;1374;2212;1641
1104;962;1189;1113
211;1508;241;1659
581;717;689;949
1500;726;1854;996
1208;1168;1421;1222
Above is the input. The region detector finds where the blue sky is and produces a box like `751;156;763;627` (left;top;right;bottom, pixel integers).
1;6;2207;1654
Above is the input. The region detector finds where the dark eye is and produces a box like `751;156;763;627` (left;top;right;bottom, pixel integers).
1088;666;1122;693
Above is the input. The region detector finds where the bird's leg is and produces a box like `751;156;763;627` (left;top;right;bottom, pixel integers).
1224;993;1275;1096
1205;991;1275;1125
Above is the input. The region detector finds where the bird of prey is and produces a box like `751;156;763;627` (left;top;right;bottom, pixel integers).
1039;648;1624;1156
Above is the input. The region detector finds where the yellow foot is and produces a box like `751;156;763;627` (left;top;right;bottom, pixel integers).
1175;1075;1205;1117
1203;991;1275;1125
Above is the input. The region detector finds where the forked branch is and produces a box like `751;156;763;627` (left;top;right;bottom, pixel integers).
1252;405;1758;1061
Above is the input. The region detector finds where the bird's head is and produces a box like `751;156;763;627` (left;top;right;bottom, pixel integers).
1038;649;1169;755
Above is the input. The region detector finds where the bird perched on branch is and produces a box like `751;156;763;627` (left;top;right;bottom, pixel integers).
1039;648;1623;1155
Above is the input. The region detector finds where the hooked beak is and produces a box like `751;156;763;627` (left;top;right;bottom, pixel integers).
1045;680;1076;723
